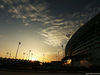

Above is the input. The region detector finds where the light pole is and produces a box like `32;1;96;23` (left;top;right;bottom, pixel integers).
26;54;28;60
9;53;11;58
28;50;31;60
58;52;59;61
23;53;25;60
15;42;21;59
56;56;57;61
62;45;64;58
6;52;9;58
31;53;33;60
43;54;45;63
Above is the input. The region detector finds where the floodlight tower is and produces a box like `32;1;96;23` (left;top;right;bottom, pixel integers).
15;42;21;59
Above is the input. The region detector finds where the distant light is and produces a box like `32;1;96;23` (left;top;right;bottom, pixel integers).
31;57;36;61
64;59;72;65
67;59;72;64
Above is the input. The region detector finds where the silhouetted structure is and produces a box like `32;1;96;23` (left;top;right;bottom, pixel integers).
62;13;100;67
15;42;21;59
0;57;40;69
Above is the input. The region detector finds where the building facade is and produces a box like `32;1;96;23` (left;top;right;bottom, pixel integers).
62;13;100;67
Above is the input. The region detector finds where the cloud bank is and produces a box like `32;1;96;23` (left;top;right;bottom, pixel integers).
0;0;100;47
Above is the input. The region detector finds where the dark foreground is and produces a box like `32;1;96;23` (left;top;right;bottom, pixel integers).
0;58;100;74
0;70;85;75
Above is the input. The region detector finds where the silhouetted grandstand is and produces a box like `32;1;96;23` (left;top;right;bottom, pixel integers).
0;57;40;69
62;13;100;68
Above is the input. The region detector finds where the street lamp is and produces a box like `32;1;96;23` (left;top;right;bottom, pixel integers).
26;54;28;60
28;50;31;60
56;56;57;61
62;45;64;58
23;53;25;60
31;53;33;60
58;52;59;61
43;54;45;63
15;42;21;59
6;52;9;58
9;53;11;58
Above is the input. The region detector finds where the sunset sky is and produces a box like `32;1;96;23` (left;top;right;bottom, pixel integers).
0;0;100;62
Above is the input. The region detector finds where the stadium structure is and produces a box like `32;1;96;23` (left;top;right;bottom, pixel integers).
62;13;100;67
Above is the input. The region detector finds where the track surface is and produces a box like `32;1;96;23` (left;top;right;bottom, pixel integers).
0;71;85;75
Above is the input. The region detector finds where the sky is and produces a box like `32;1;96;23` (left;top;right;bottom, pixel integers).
0;0;100;62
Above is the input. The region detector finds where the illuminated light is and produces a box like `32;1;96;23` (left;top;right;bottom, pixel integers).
64;59;72;65
31;57;36;61
67;59;72;64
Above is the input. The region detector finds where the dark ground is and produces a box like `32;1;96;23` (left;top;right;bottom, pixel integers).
0;70;85;75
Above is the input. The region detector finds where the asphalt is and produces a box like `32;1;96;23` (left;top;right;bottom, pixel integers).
0;70;86;75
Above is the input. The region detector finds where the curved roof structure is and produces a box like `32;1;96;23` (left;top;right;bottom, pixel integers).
63;13;100;62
